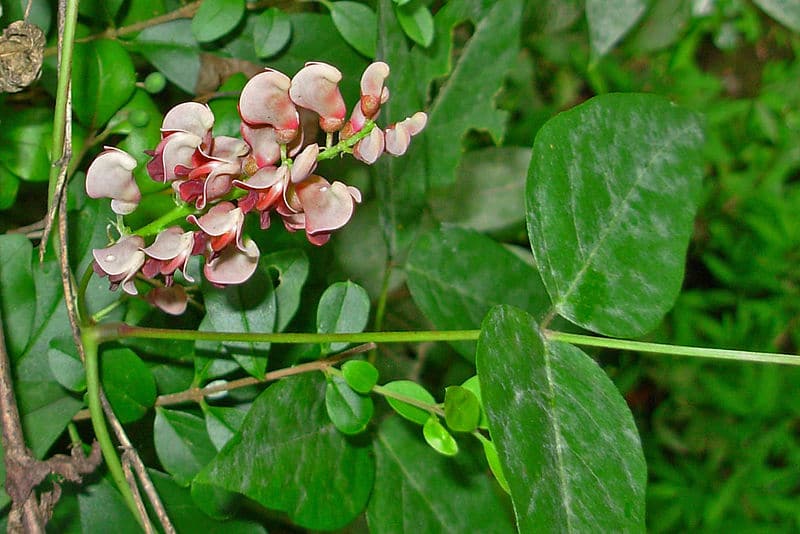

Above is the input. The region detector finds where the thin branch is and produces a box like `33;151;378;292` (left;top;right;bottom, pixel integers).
121;450;155;534
101;392;175;534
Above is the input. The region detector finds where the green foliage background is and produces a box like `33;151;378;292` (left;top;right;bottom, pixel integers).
1;0;800;531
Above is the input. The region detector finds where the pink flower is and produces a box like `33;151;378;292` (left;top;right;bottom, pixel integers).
141;226;196;284
187;201;246;253
204;238;260;286
289;62;347;133
385;112;428;156
146;285;189;316
92;236;146;295
280;175;362;246
85;147;141;215
239;69;299;143
353;127;385;164
174;136;249;209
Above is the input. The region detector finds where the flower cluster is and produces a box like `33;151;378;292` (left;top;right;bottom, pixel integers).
85;61;426;314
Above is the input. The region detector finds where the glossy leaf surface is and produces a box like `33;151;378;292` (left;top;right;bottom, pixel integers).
154;408;218;486
325;374;374;434
192;0;245;42
477;305;646;532
101;347;156;423
316;281;370;353
331;1;377;57
367;417;514;533
197;374;374;530
253;8;292;58
527;93;704;337
382;380;436;425
72;39;136;127
753;0;800;32
406;226;550;358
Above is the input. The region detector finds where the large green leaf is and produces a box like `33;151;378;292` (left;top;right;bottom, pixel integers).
753;0;800;32
154;407;218;486
375;0;522;258
0;107;53;183
197;374;374;531
72;39;136;128
428;147;530;232
367;417;514;533
197;269;276;378
330;1;377;57
406;226;550;358
192;0;245;42
48;476;140;533
101;347;156;423
133;20;202;94
17;381;83;458
476;305;646;533
0;235;35;357
585;0;648;59
526;93;704;337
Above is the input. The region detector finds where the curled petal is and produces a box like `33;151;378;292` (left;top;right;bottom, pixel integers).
142;227;195;282
86;147;141;215
204;239;260;286
93;236;146;295
234;165;286;191
187;201;245;251
162;102;215;138
147;285;189;315
241;123;281;168
353;127;384;164
360;61;390;118
290;143;319;184
239;69;299;143
296;176;360;235
384;112;427;156
158;132;203;182
206;136;250;162
289;62;346;132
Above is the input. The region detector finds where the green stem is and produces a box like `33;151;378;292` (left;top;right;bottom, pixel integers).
103;324;480;345
77;265;94;324
317;121;376;161
545;330;800;366
81;329;145;529
47;0;80;205
133;204;194;237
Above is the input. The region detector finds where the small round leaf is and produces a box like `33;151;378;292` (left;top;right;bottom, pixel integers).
443;386;480;433
253;7;292;58
325;375;374;435
395;0;434;47
342;360;379;394
423;416;458;456
461;375;489;429
382;380;436;425
330;1;377;57
477;434;510;494
192;0;245;43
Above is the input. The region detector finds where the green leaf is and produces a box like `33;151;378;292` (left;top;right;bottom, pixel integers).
263;249;309;331
253;7;292;58
526;93;704;337
406;226;550;359
460;375;488;429
48;476;140;533
133;20;201;94
17;381;83;457
0;172;19;209
342;360;379;393
101;348;156;423
395;0;434;47
753;0;800;32
367;417;515;533
423;416;458;456
381;380;436;425
72;39;136;128
586;0;648;59
154;407;218;486
476;305;646;532
0;108;53;182
192;0;245;43
204;404;247;451
197;269;276;378
375;0;523;257
443;385;480;433
0;235;35;357
331;1;377;57
316;281;370;353
476;434;510;494
428;147;530;232
149;471;266;532
48;337;86;392
100;348;156;423
197;374;374;531
326;374;374;434
190;480;241;520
